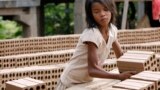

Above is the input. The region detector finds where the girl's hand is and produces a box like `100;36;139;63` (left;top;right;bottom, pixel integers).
118;71;137;81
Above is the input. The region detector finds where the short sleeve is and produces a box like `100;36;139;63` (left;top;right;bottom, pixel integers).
80;28;101;48
111;24;118;42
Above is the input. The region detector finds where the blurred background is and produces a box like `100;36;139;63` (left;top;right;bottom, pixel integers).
0;0;159;39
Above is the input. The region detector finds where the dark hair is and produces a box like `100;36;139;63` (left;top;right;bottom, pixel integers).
85;0;117;28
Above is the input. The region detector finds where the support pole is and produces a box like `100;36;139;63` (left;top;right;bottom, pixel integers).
121;0;129;29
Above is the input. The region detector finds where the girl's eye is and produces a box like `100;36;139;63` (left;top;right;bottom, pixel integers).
93;10;99;13
104;9;109;11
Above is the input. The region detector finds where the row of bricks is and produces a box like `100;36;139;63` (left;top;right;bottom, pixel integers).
6;77;46;90
0;28;160;56
0;64;64;90
68;78;154;90
0;59;117;90
0;49;74;69
118;29;160;44
1;42;160;70
66;70;160;90
0;35;79;56
109;42;160;59
113;71;160;90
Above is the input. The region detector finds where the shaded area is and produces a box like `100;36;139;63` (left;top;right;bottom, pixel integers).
145;1;160;27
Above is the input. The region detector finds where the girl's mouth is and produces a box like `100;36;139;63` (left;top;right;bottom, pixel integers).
101;18;108;22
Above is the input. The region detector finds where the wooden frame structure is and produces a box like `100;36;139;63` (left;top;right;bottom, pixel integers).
0;0;41;37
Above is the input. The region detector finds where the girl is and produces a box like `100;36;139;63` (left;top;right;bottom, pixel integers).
56;0;136;89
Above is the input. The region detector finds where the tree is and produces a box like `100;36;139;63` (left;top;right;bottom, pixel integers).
44;3;74;35
0;17;22;39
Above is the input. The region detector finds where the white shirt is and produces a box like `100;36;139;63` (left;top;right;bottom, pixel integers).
60;24;118;87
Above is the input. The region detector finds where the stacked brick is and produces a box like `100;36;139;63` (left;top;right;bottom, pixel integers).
117;50;158;73
0;27;159;90
0;28;160;57
66;71;160;90
0;64;64;90
122;42;160;53
0;34;79;56
109;42;160;59
0;59;116;90
112;71;160;90
6;77;46;90
0;45;116;90
66;78;121;90
0;49;74;69
118;28;160;44
131;71;160;90
109;28;160;59
67;71;160;90
103;59;117;71
113;79;155;90
156;54;160;71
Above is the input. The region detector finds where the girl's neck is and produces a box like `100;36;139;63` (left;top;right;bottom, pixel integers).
98;25;109;34
98;25;110;43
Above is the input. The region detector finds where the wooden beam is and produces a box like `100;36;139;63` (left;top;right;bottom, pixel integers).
42;0;74;5
0;0;40;8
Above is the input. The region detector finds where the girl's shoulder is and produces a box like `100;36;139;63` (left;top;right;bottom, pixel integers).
110;24;118;33
109;24;118;37
110;24;118;41
80;28;101;41
80;27;102;48
81;27;100;36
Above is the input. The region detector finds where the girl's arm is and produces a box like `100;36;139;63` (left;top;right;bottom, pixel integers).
112;39;123;58
86;42;135;80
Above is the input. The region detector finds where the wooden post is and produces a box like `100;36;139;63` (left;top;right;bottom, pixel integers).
137;1;145;21
18;7;39;37
74;0;86;34
38;0;45;36
121;0;129;29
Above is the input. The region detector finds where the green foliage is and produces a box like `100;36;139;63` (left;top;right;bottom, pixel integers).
116;2;137;29
44;3;74;35
0;17;22;39
0;3;74;39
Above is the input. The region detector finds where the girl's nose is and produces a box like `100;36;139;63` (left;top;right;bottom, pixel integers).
100;11;106;16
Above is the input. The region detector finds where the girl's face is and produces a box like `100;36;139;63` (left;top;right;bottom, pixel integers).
91;2;111;28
